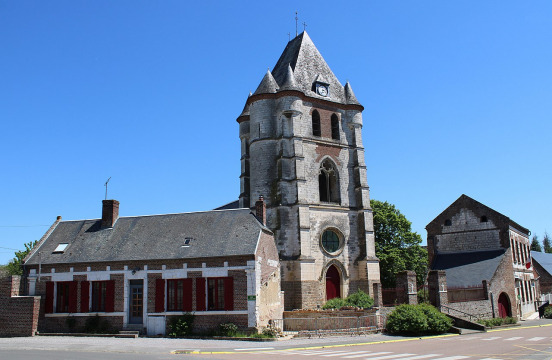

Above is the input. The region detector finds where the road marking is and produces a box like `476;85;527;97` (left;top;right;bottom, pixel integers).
430;357;470;360
479;358;507;360
300;350;352;356
458;337;478;341
364;354;415;360
504;337;523;341
343;352;392;358
481;337;501;341
527;337;546;341
394;354;443;360
234;347;275;351
321;351;376;357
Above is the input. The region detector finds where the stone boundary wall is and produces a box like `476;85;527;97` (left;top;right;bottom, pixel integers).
446;300;493;319
0;276;41;337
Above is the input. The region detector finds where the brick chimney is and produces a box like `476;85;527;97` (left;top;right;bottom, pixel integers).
255;195;266;225
101;199;119;228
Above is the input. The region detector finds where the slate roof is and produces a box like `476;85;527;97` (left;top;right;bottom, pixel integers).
532;251;552;276
25;208;267;265
431;249;506;288
269;31;356;105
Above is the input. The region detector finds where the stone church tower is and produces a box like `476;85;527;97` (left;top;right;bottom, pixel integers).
237;32;380;310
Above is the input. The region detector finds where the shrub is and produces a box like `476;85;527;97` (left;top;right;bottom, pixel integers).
322;297;347;309
386;304;428;335
418;303;452;334
218;322;238;336
417;288;429;304
322;290;375;310
477;317;516;327
65;317;77;332
168;313;195;337
345;290;374;309
83;314;113;334
544;306;552;319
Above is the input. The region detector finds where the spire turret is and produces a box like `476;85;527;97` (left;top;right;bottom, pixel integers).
344;81;360;105
279;64;300;91
253;70;278;95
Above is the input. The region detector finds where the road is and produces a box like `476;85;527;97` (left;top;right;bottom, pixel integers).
0;321;550;360
188;324;552;360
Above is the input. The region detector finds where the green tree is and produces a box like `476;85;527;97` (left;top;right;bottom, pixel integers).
6;240;38;276
544;232;552;254
371;200;428;288
531;235;542;252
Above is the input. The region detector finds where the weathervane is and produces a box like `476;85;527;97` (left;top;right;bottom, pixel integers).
303;22;307;32
104;177;111;200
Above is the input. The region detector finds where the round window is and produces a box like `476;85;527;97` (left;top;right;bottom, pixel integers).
321;229;341;253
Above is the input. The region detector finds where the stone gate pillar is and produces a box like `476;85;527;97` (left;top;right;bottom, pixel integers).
428;270;448;308
396;271;417;305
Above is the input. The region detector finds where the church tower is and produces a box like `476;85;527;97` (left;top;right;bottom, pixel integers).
237;32;380;310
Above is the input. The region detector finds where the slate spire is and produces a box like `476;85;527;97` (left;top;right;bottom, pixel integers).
253;69;278;95
344;81;360;105
279;64;300;91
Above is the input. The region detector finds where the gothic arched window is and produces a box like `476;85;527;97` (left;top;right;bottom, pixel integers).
312;110;321;137
319;159;340;203
331;114;339;140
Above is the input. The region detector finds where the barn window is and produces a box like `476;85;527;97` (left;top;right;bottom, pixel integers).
331;114;339;140
444;219;452;226
480;216;488;222
312;110;321;137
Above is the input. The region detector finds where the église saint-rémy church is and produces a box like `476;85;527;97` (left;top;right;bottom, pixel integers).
236;31;381;310
9;30;382;337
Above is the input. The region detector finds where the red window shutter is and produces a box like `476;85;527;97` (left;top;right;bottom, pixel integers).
68;281;78;313
105;280;115;312
195;277;206;311
224;277;234;311
155;279;165;313
80;281;90;313
45;281;54;313
183;278;193;312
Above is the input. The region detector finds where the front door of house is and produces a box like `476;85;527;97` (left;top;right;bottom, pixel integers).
129;280;143;324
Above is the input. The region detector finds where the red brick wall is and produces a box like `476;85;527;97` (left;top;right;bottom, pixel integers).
0;276;41;336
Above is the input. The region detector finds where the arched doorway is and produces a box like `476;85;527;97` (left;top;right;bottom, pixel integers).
497;292;511;318
326;265;341;300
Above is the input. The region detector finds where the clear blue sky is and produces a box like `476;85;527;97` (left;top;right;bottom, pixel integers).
1;1;551;264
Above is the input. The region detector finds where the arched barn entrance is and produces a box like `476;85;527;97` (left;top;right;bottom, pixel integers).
497;292;511;318
326;265;341;300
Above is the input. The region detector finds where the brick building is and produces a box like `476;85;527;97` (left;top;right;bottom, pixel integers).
236;31;381;310
427;194;537;320
20;198;283;335
532;251;552;295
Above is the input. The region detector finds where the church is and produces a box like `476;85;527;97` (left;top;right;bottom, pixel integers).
236;31;381;310
1;31;381;337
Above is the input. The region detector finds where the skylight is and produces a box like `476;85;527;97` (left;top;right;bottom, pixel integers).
53;243;69;253
181;237;193;247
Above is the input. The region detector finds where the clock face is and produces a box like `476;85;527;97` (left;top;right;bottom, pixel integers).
317;85;328;97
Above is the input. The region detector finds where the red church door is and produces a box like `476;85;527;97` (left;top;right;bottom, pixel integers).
326;265;341;300
497;293;511;318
